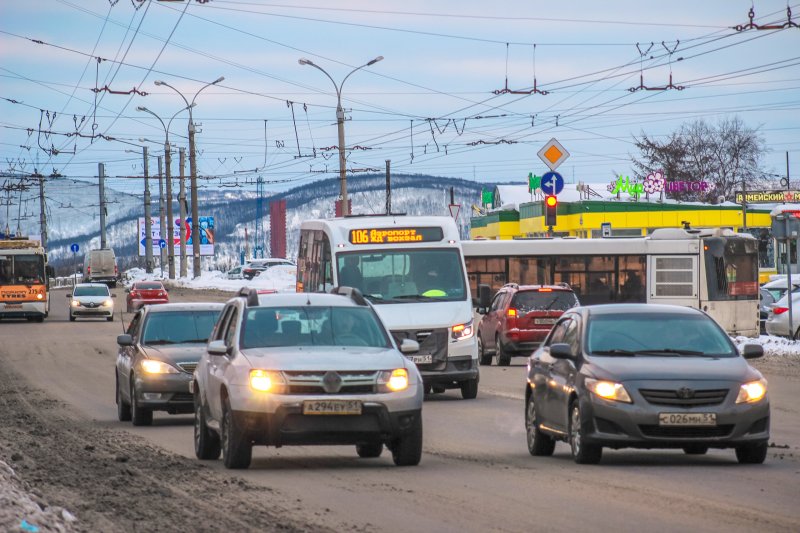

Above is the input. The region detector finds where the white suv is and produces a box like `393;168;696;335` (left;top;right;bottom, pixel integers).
191;287;424;469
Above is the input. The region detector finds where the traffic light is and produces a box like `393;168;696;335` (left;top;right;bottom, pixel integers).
544;195;558;227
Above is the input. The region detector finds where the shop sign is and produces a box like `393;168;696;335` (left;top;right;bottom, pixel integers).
735;190;800;204
607;171;714;198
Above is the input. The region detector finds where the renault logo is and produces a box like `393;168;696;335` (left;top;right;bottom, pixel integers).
677;387;695;399
322;371;342;393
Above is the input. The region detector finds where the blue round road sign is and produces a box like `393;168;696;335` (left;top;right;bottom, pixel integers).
158;239;167;249
540;171;564;195
70;243;79;253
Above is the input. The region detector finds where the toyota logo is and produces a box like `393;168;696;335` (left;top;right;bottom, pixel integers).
322;371;342;394
676;387;695;399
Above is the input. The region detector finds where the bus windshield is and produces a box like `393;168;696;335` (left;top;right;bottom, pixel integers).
0;254;45;285
337;248;467;303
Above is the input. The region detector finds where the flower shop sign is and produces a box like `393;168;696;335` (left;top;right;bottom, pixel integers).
607;171;714;198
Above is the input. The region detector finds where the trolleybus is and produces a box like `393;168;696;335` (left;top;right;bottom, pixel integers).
0;238;50;321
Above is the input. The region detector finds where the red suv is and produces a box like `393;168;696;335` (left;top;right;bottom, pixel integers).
477;283;579;366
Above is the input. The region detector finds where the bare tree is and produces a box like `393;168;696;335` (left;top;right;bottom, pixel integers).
631;117;767;202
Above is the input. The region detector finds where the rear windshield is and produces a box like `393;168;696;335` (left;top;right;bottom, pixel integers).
512;290;578;313
242;306;390;349
136;282;163;290
586;313;737;357
73;286;110;297
141;310;222;345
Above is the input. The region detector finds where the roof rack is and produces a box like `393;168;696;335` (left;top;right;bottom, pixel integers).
236;287;260;307
330;286;368;306
556;282;571;289
502;283;519;289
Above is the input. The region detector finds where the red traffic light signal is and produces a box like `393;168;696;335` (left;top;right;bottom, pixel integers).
544;195;558;227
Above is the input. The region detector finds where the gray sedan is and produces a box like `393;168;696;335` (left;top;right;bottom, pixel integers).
525;304;769;464
116;302;223;425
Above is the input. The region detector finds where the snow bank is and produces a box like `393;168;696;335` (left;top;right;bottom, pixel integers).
733;335;800;361
0;460;77;532
123;266;296;293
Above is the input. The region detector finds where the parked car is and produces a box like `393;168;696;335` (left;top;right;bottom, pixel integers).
477;283;579;366
764;291;800;338
525;304;769;464
67;283;116;322
759;287;775;334
242;258;296;280
126;281;169;312
83;248;118;287
226;265;244;280
761;277;800;302
115;303;224;426
192;287;423;469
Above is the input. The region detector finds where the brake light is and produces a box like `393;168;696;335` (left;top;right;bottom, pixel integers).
115;265;118;274
87;266;91;274
538;288;553;292
130;291;138;298
507;308;517;318
773;307;789;315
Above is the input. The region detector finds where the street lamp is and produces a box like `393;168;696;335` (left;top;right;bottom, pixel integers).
298;56;383;216
125;147;153;273
136;104;193;279
154;76;224;278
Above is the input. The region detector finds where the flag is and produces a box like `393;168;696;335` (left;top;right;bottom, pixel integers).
528;173;541;193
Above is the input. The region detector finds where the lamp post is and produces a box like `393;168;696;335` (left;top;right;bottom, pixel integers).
155;76;224;278
136;105;192;279
126;147;153;272
298;56;383;216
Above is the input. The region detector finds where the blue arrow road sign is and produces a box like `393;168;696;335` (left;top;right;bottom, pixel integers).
70;243;79;253
159;239;167;249
540;171;564;195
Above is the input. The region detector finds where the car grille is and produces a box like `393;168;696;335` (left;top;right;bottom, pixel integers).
639;425;734;438
282;370;379;395
639;388;729;407
177;362;197;374
170;393;194;403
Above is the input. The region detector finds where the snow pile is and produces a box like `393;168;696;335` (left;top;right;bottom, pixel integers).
733;335;800;362
123;266;297;293
0;460;77;532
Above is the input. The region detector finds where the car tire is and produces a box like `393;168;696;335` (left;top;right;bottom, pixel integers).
526;394;555;456
460;377;479;400
194;393;221;460
478;334;492;366
391;416;422;466
130;377;153;426
423;383;432;395
69;314;76;322
116;376;131;422
683;444;709;455
356;442;383;458
735;442;767;464
496;335;511;367
221;396;252;469
107;315;114;322
569;402;602;464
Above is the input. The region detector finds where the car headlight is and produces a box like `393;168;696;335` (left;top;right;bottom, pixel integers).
71;300;80;307
140;360;179;374
585;377;632;403
378;368;409;392
102;299;113;307
451;319;474;341
736;379;767;404
249;369;286;393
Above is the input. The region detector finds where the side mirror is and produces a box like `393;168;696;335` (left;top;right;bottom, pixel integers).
549;343;574;360
742;344;764;360
117;334;133;346
400;338;420;354
478;284;491;310
208;339;229;356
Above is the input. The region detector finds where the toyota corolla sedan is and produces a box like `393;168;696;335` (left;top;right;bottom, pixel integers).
192;287;424;469
116;302;224;426
524;304;769;464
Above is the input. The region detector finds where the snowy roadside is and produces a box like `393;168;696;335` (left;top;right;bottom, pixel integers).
123;266;297;293
733;335;800;377
0;460;76;533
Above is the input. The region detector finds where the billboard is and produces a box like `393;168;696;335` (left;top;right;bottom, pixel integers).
138;216;215;256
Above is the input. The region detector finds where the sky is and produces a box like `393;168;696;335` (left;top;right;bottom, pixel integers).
1;0;798;203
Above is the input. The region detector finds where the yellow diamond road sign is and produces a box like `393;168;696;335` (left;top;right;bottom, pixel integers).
537;138;570;171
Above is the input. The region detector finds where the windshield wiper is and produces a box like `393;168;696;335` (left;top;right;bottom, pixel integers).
393;294;436;301
144;340;177;345
637;349;705;356
180;339;208;344
590;349;637;356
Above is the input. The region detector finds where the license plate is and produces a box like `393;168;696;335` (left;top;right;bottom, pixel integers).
658;413;717;426
409;354;433;364
302;400;362;415
4;304;22;309
534;318;557;325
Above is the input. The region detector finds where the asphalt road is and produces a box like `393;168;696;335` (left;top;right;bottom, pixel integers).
2;286;799;532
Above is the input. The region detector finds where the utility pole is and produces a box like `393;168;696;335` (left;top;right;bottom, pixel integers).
158;156;166;277
165;141;175;279
143;147;153;274
179;147;188;278
38;174;47;251
99;163;107;249
189;121;201;278
336;103;348;216
741;179;747;230
385;159;391;215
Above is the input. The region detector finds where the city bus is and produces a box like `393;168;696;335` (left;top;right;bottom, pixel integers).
461;227;759;337
0;238;50;322
297;215;479;399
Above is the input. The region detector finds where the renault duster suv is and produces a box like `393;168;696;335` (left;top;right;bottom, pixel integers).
191;287;424;469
